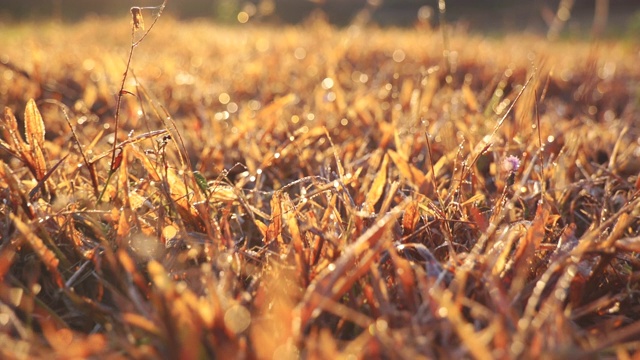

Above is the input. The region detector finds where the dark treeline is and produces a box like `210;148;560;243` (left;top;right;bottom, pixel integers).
0;0;638;30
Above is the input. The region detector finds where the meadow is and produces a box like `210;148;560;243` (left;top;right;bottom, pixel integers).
1;6;640;359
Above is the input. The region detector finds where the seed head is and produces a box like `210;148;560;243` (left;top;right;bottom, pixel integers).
502;155;520;174
131;7;145;31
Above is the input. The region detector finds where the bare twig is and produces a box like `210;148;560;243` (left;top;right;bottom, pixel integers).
99;1;167;203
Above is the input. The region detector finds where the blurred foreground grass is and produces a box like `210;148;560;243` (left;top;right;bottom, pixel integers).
1;16;640;359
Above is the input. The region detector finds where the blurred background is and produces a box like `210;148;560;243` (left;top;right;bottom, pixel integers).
0;0;639;36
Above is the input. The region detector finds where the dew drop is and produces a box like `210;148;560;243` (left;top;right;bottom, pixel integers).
321;77;334;90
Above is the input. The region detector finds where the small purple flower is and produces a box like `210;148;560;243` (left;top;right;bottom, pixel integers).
502;155;520;174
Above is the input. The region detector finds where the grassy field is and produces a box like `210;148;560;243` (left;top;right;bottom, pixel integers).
1;9;640;359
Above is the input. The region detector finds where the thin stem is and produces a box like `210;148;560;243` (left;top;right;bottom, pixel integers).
98;1;167;203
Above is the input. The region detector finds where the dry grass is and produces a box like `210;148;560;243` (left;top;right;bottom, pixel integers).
1;10;640;359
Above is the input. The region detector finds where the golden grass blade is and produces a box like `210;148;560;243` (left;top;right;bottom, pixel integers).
9;213;64;287
363;153;388;213
208;183;238;202
128;145;203;228
128;145;161;182
430;287;493;360
1;162;35;219
30;141;47;180
116;208;132;247
253;93;297;138
377;180;399;216
147;260;171;292
123;313;162;337
526;206;549;251
509;206;548;287
614;236;640;252
254;219;268;238
462;82;479;112
387;247;417;310
298;198;409;328
117;146;131;207
28;154;68;201
468;206;488;233
0;247;17;282
281;192;308;285
18;99;48;180
2;106;27;153
24;99;45;149
388;149;426;187
324;128;345;180
2;104;47;182
267;192;283;245
40;318;72;352
602;212;633;249
117;249;150;295
401;199;420;238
